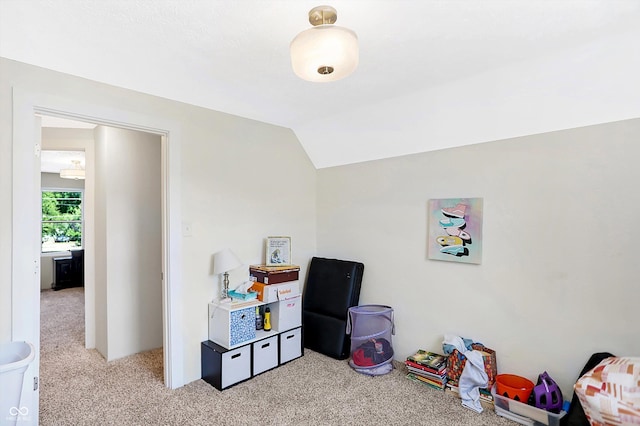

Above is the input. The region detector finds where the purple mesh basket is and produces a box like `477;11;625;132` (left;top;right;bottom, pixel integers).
346;305;395;372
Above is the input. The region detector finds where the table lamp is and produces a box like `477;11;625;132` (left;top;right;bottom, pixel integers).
212;248;243;300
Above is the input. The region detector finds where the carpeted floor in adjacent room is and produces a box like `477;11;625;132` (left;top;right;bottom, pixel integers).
39;287;515;425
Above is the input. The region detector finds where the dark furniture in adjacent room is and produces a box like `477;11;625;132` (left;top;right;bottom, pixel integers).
302;257;364;360
52;249;84;291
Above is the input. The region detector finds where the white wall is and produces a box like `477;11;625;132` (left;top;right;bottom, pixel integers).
94;126;162;361
316;118;640;398
41;170;85;189
298;26;640;168
1;57;317;387
94;126;108;357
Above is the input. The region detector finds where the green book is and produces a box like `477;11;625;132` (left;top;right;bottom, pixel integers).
406;349;447;371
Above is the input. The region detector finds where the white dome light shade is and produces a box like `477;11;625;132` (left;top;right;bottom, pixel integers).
59;168;85;180
290;6;358;83
60;160;85;180
290;26;358;82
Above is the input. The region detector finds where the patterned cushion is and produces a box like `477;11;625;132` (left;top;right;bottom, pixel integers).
574;357;640;425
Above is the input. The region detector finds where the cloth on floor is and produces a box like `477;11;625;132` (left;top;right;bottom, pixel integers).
443;334;488;413
459;350;489;413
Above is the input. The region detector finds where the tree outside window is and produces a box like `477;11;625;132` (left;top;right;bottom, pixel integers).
42;191;83;252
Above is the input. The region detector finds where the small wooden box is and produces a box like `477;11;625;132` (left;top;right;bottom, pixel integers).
249;264;300;284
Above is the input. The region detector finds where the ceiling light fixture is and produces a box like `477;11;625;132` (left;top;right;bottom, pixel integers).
290;5;358;82
60;160;85;180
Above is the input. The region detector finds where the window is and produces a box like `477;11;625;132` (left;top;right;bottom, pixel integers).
41;190;83;252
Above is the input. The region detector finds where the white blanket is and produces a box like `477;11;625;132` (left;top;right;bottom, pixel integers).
443;334;488;413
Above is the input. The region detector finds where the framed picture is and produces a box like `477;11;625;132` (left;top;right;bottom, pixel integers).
265;236;292;266
428;198;483;264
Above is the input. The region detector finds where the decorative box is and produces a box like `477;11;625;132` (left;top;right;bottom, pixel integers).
249;264;300;284
208;302;257;348
446;343;497;389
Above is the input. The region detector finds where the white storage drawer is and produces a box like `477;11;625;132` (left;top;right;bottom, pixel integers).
221;345;251;389
279;327;302;364
201;340;252;390
252;335;278;375
269;294;302;332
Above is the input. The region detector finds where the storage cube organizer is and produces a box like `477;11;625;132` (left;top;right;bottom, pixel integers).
346;305;395;374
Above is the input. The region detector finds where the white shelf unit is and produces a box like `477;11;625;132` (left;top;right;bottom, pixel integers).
202;293;303;390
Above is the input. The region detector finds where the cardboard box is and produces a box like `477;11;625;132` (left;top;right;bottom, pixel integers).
249;280;300;303
269;294;302;332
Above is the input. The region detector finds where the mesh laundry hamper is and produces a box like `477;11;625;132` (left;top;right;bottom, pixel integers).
346;305;395;375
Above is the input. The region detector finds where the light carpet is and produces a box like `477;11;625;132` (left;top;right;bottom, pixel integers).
40;288;515;425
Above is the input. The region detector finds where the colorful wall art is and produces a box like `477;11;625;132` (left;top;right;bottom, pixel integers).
428;198;483;264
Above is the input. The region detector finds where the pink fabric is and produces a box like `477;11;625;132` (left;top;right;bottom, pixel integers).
574;357;640;425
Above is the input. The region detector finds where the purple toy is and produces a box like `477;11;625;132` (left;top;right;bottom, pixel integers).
529;371;564;413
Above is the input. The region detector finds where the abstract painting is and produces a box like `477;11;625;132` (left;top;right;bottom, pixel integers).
428;198;483;264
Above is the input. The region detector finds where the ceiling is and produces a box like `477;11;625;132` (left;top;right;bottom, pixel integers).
2;1;639;168
39;116;93;173
41;150;85;174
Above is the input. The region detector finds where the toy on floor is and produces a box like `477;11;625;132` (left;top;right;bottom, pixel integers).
528;371;563;414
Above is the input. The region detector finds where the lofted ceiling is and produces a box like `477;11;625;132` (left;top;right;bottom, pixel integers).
2;1;639;168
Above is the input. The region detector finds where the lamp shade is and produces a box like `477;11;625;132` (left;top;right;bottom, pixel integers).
212;248;243;276
290;22;358;82
59;168;85;180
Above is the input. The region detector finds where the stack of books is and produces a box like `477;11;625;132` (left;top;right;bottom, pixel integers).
405;349;448;390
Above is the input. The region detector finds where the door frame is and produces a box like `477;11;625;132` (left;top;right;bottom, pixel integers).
11;88;184;404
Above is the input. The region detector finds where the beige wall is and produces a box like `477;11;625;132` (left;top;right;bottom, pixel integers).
316;118;640;397
1;58;317;385
5;56;638;400
94;126;163;361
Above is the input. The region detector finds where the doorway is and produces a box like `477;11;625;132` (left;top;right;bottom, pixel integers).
12;88;184;424
39;118;164;362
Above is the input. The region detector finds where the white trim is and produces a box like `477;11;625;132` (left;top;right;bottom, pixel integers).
12;88;184;396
